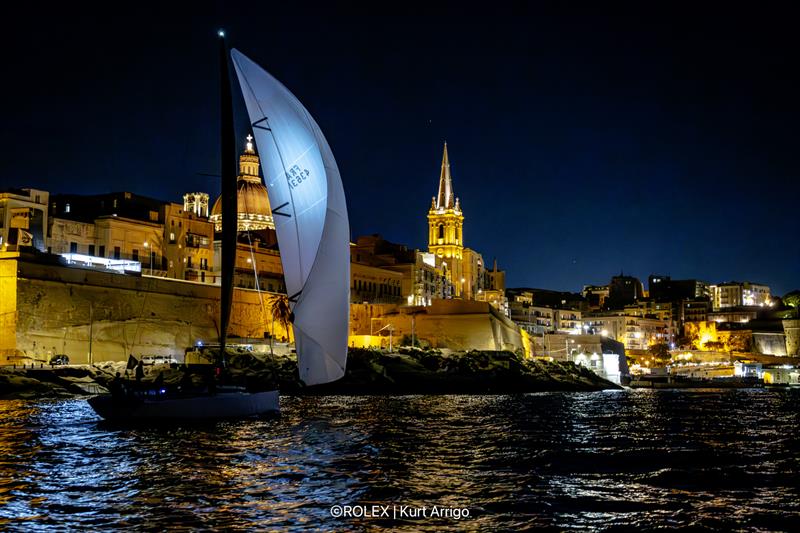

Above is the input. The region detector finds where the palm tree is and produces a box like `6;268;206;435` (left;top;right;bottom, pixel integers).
269;293;292;356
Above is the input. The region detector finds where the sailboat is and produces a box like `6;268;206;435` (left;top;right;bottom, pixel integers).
87;32;349;420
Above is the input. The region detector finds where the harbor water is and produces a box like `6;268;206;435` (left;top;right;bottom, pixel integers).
1;389;799;530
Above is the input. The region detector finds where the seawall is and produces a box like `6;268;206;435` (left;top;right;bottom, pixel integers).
1;254;291;364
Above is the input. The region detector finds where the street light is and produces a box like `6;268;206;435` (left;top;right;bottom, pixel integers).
566;338;575;361
375;323;395;352
143;241;152;275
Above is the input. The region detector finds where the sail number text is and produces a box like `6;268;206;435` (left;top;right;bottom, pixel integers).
286;165;311;189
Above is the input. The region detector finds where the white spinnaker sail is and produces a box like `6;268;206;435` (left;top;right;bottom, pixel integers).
231;49;350;386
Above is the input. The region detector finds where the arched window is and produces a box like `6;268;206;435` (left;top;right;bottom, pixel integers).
438;224;444;239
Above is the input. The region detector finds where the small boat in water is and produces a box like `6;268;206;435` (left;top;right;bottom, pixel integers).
87;31;350;421
88;388;279;421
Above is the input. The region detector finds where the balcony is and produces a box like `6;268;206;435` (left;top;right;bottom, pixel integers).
185;233;210;249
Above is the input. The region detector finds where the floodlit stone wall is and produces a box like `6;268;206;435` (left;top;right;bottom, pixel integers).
3;257;292;364
0;254;19;361
350;299;524;352
784;319;800;356
3;256;527;364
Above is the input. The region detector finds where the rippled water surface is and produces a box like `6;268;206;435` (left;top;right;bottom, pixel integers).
1;389;799;531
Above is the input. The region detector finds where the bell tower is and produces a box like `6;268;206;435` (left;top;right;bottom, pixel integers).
427;142;465;297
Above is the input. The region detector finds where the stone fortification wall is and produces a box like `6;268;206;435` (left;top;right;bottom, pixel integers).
1;256;526;363
784;319;800;356
2;257;291;364
350;299;524;352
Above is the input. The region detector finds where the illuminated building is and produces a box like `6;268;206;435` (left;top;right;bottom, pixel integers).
507;289;581;334
582;284;609;310
48;191;215;283
583;310;672;350
0;188;49;251
478;260;508;316
183;192;209;218
624;300;674;323
427;143;464;297
707;308;759;324
350;234;448;305
710;281;771;309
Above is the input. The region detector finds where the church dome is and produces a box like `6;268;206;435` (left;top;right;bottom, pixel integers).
210;135;275;232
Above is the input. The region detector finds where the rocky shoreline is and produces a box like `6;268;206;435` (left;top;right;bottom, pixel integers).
0;348;620;400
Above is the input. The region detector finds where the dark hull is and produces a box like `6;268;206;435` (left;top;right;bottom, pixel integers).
88;390;279;421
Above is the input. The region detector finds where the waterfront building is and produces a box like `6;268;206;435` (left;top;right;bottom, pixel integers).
534;333;629;384
710;281;771;309
48;190;216;283
508;297;555;334
707;307;760;324
462;247;484;300
350;261;404;304
507;289;580;334
624;299;674;323
477;260;508;316
0;188;49;251
583;310;672;350
350;234;450;305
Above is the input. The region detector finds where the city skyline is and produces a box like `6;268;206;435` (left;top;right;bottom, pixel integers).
2;8;798;294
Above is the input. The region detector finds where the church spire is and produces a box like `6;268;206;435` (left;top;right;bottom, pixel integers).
435;142;457;210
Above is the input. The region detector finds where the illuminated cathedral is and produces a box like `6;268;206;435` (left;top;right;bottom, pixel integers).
210;135;275;233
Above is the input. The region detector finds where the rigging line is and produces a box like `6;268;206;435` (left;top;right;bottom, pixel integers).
242;192;268;331
235;64;305;295
246;231;267;330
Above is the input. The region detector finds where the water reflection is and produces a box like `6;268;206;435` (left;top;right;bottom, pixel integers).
0;389;798;530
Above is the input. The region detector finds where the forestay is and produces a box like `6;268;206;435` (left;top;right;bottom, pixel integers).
231;49;350;386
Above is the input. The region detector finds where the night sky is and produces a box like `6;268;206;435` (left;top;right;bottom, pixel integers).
2;5;798;295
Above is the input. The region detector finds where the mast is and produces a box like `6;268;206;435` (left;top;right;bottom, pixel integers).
218;30;236;362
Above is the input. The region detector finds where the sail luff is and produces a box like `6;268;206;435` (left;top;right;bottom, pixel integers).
219;33;237;359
